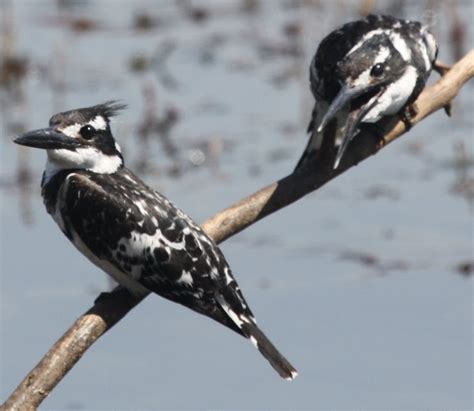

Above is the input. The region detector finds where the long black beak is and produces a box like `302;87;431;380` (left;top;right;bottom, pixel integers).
14;128;80;150
317;83;382;169
317;84;372;133
333;95;380;168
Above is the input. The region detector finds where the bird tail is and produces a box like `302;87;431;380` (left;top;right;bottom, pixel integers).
214;291;297;380
240;322;298;381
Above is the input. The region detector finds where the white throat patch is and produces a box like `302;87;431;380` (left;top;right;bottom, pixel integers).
44;147;122;184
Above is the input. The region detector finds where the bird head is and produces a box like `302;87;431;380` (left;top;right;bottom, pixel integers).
14;101;126;175
311;15;438;168
317;35;410;167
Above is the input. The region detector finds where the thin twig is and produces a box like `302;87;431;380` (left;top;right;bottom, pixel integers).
1;50;473;411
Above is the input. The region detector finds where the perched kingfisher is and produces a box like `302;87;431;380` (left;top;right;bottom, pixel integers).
295;14;438;171
14;102;297;380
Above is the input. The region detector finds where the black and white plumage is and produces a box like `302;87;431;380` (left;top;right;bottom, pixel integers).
14;102;297;380
295;14;438;171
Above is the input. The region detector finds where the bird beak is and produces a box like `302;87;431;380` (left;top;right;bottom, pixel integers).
13;128;80;150
317;83;382;168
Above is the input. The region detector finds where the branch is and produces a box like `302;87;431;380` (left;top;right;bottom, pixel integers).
204;51;474;242
2;50;473;411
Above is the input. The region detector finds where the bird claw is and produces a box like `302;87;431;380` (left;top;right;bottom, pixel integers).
433;60;452;77
399;104;418;131
442;102;453;117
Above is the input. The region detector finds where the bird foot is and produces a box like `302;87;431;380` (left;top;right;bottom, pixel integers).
399;104;418;131
433;60;452;77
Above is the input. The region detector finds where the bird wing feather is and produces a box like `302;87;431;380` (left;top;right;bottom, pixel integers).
60;170;254;334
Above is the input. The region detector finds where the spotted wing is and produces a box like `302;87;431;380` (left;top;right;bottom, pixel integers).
61;169;254;334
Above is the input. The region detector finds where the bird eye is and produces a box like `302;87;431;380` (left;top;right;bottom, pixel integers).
370;63;385;77
80;124;96;140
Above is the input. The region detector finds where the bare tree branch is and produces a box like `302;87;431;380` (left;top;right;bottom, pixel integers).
1;50;473;411
204;51;474;243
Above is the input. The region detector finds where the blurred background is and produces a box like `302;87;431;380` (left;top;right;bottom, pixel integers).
0;0;472;409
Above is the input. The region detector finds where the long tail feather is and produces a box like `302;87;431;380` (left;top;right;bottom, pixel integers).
240;322;298;381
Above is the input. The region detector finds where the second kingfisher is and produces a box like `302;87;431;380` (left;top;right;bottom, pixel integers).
295;14;438;171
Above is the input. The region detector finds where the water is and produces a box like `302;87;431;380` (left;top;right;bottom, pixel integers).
1;1;472;409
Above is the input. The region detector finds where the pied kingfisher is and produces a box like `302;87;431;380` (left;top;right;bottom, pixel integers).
295;14;438;171
14;102;297;380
